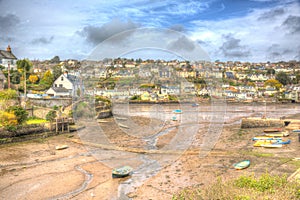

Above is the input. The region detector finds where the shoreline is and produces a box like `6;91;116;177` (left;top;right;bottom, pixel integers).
0;109;299;199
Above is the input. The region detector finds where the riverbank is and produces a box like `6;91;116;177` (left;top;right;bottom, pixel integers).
0;112;299;199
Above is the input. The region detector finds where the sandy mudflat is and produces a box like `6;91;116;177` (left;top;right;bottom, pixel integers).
0;115;300;199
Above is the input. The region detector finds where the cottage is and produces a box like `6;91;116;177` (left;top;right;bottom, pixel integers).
0;45;17;70
47;72;81;97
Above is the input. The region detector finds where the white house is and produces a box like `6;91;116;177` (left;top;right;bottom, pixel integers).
0;45;17;70
46;87;70;97
47;72;81;97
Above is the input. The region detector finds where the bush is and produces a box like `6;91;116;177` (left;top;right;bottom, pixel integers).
6;106;28;124
173;172;300;200
46;110;57;121
0;111;18;130
0;89;18;100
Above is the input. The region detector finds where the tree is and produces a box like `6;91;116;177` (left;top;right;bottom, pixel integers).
50;56;60;63
264;79;282;90
10;70;21;84
6;106;28;124
52;65;62;80
46;110;57;121
266;68;275;75
276;71;291;85
17;59;32;72
28;74;39;84
41;70;54;87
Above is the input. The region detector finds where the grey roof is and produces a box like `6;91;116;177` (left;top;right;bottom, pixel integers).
51;87;70;93
65;74;79;84
0;50;17;59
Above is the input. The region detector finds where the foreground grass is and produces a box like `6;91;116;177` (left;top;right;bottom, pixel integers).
172;172;300;200
26;118;48;125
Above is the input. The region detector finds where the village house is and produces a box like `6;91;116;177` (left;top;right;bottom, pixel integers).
46;71;81;97
0;45;18;70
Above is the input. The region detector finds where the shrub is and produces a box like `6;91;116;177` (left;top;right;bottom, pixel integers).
0;111;18;129
6;106;28;124
0;89;18;100
46;110;57;122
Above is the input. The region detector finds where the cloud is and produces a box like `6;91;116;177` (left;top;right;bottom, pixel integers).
169;24;185;32
219;34;251;58
78;18;140;46
0;14;20;32
31;36;54;45
266;43;294;61
167;36;195;51
281;15;300;34
257;8;285;20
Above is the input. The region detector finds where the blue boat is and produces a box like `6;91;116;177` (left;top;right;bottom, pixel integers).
276;139;291;145
171;116;177;121
173;109;182;114
292;129;300;133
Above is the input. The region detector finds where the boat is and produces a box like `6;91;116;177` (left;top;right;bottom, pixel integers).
55;145;69;150
264;131;289;137
171;116;177;121
233;160;250;170
173;109;182;114
276;139;291;145
263;127;283;133
192;103;199;107
252;136;282;141
261;143;283;148
112;166;133;178
253;139;290;147
292;129;300;133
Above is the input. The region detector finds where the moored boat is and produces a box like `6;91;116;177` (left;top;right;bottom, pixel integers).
55;145;69;150
173;109;182;114
292;129;300;133
233;160;250;170
264;131;289;137
252;136;282;141
261;143;283;148
112;166;133;178
263;127;283;133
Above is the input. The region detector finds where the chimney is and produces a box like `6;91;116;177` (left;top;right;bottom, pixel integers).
64;70;68;77
6;45;11;53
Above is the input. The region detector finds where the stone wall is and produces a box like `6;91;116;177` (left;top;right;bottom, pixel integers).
28;98;72;108
241;117;284;128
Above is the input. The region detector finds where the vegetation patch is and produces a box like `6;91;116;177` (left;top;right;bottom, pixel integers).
172;172;300;200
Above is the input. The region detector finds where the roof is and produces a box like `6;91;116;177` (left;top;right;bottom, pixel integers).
51;87;70;93
64;74;79;84
0;50;17;60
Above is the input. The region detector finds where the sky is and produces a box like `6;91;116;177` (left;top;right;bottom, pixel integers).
0;0;299;62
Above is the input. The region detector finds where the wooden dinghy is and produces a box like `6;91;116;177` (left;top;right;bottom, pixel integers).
265;131;289;137
55;145;69;150
233;160;250;170
263;127;283;133
112;166;133;178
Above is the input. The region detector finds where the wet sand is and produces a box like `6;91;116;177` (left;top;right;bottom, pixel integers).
0;113;300;199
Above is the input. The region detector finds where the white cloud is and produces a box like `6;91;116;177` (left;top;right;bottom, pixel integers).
189;2;300;61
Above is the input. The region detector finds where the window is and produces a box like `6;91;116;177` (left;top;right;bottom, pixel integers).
54;84;57;87
61;76;64;81
59;84;63;87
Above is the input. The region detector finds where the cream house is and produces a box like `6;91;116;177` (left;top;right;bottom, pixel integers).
47;72;81;97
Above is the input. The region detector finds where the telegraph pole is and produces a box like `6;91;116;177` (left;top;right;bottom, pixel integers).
7;61;11;89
